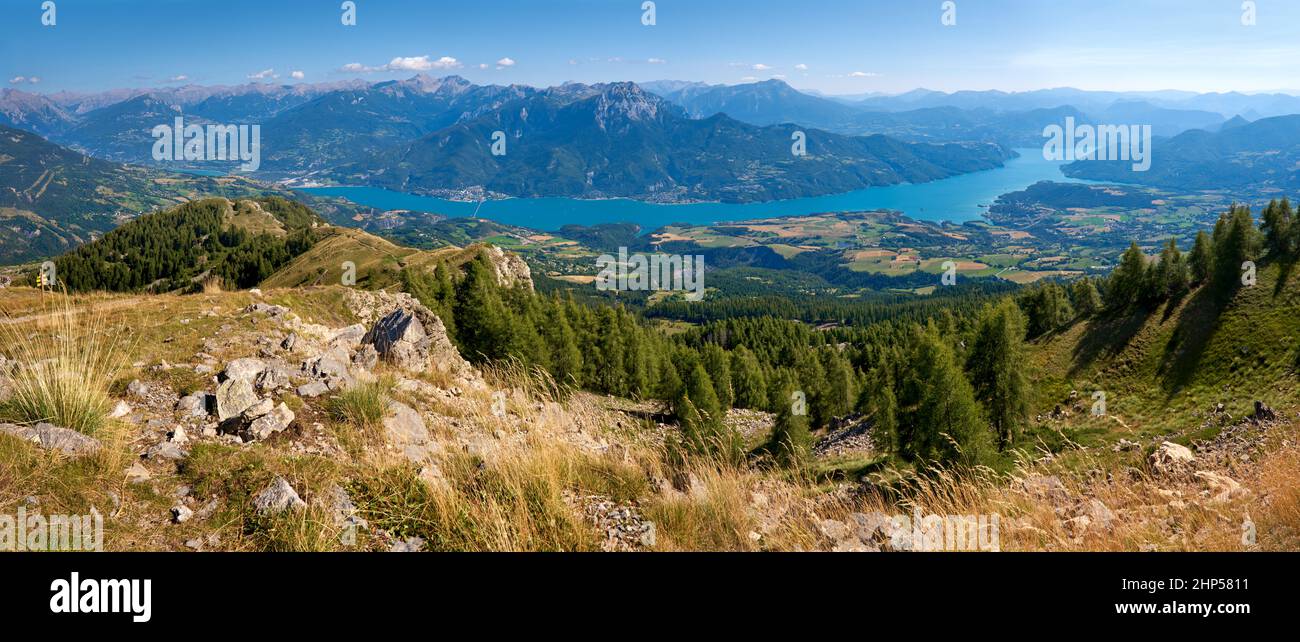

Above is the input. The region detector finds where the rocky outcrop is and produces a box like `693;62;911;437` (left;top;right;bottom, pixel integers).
363;309;431;373
483;245;533;291
347;290;477;382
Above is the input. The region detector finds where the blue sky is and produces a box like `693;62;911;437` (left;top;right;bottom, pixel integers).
3;0;1299;95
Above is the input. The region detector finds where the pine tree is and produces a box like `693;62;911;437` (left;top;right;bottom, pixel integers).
453;254;514;362
1071;278;1103;317
1189;230;1213;285
544;302;583;387
768;380;812;467
1107;242;1148;309
965;300;1031;449
701;344;734;410
729;346;767;410
860;368;898;456
677;363;741;462
1156;238;1190;299
1212;205;1261;295
1019;282;1074;337
899;326;992;467
1260;198;1293;258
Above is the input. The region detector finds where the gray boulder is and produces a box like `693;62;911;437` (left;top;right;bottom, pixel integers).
176;392;211;418
302;354;355;391
254;477;306;515
215;378;258;421
146;440;187;462
297;381;329;398
245;403;295;441
222;358;267;383
363;309;431;373
0;422;101;456
383;400;438;463
352;344;379;371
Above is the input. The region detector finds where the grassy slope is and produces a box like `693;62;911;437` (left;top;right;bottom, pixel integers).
1029;260;1299;444
258;225;495;291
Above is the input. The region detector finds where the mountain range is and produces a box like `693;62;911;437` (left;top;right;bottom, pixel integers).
0;77;1014;204
1062;114;1300;192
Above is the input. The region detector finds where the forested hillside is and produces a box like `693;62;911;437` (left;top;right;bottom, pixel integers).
53;197;322;292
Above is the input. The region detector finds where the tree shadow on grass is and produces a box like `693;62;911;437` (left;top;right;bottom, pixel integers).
1068;305;1155;380
1155;285;1227;400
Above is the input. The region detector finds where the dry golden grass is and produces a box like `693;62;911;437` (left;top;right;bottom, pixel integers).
0;291;134;436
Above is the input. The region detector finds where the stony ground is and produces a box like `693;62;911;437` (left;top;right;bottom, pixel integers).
2;286;1298;552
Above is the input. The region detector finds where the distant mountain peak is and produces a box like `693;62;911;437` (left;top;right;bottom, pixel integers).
401;74;473;94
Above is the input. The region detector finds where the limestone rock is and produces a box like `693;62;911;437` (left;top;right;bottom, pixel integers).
215;378;258;421
1149;441;1196;476
222;358;267;383
245;403;295;441
383;400;438;463
0;422;101;456
253;477;306;516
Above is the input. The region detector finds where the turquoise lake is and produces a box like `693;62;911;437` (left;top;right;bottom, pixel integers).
301;148;1085;231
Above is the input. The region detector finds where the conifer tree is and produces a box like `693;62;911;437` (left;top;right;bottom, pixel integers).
1071;278;1103;317
700;344;735;410
768;380;812;467
899;326;992;466
1107;242;1148;309
966;300;1031;449
1212;205;1260;294
1261;198;1293;258
1189;230;1213;285
729;346;767;410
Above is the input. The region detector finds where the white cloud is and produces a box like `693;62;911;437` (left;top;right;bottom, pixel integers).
388;55;462;71
772;74;787;79
795;63;809;71
647;58;667;64
290;70;305;80
248;68;278;80
849;71;880;78
8;76;40;84
496;57;516;69
340;55;463;74
167;74;190;83
751;63;773;71
740;76;759;82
